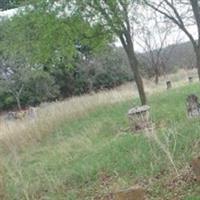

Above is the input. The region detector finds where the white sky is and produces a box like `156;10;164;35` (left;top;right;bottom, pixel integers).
135;25;197;52
0;7;18;18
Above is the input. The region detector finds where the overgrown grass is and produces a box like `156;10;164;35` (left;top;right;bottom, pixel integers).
1;74;200;199
0;69;196;151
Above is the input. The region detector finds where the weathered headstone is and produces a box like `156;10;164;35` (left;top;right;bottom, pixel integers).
5;111;16;121
166;81;172;90
27;107;37;120
186;94;200;118
188;76;193;83
128;105;150;132
114;186;145;200
4;107;37;121
15;111;26;120
191;157;200;181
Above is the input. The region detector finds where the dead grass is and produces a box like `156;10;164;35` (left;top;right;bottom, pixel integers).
0;69;197;151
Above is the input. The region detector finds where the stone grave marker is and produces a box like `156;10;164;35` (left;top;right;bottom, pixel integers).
128;105;150;132
191;157;200;182
188;76;193;83
186;94;200;118
166;81;172;90
114;186;146;200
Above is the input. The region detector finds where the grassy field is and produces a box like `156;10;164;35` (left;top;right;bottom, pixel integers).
1;71;200;199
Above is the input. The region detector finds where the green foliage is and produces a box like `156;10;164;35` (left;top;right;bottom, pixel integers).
0;3;110;66
90;48;133;90
0;55;59;109
0;56;31;109
1;12;73;65
0;45;132;109
0;2;116;110
51;46;132;96
0;0;19;10
23;70;60;105
0;93;14;109
74;0;132;33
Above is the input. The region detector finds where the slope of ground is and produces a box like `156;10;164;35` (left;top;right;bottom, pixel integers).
0;70;200;199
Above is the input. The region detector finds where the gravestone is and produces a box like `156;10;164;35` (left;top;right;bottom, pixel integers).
188;76;193;83
5;111;16;121
128;105;150;132
186;94;200;118
27;107;37;120
166;81;172;90
191;157;200;182
114;186;145;200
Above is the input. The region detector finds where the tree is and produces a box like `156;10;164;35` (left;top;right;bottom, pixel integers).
0;1;110;73
0;56;32;110
144;0;200;80
72;0;147;105
0;55;59;110
75;46;133;92
0;0;22;10
0;0;15;10
136;12;181;84
0;3;116;109
24;70;59;105
136;13;170;84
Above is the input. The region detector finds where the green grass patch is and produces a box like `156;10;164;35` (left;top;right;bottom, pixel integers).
2;83;200;199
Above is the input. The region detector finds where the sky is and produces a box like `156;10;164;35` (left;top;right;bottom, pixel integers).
0;7;18;18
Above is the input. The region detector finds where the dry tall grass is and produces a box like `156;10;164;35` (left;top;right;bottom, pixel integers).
0;69;197;151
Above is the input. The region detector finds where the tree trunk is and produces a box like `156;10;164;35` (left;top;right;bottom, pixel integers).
155;67;159;84
195;48;200;80
127;51;147;105
16;95;21;110
155;73;159;85
197;59;200;81
119;32;147;105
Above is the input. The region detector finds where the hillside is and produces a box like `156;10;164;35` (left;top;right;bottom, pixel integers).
117;40;196;78
0;71;200;199
138;40;196;75
162;41;195;69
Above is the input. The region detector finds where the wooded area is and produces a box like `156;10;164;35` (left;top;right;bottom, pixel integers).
0;0;199;109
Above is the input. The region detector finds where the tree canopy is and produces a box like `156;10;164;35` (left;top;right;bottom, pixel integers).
0;2;110;68
71;0;147;104
0;0;24;10
0;0;113;109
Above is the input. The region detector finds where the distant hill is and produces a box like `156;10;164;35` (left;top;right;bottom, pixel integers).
117;40;196;76
162;41;195;69
134;40;196;77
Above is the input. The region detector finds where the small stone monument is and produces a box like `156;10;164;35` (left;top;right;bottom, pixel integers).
191;157;200;182
5;111;16;121
114;186;145;200
188;76;193;83
186;94;200;118
166;81;172;90
128;105;150;132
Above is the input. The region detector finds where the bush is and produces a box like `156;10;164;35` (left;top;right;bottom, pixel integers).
0;47;133;110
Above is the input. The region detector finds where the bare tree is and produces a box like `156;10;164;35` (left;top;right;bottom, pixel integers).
144;0;200;80
136;11;182;84
136;12;174;84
